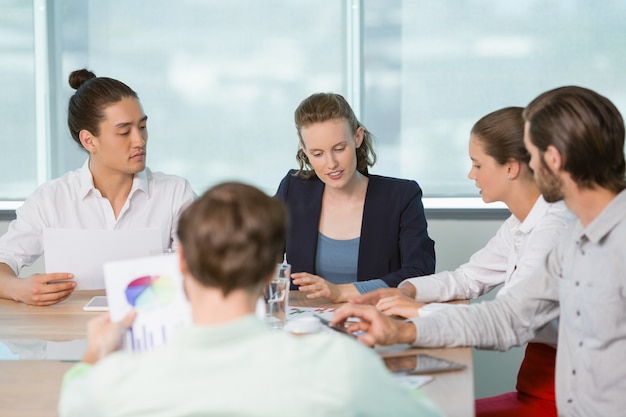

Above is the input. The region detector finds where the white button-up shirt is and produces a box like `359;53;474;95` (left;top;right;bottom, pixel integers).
407;196;573;345
0;160;195;274
408;196;573;301
412;189;626;417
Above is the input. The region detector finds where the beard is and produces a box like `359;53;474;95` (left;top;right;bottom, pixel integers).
536;159;564;202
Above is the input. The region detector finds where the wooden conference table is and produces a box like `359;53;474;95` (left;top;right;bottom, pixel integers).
0;290;474;417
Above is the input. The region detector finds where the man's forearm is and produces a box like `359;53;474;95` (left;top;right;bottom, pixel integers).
0;263;19;301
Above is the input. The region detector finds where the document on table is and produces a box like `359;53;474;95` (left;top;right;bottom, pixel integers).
394;374;434;390
287;306;338;322
43;228;162;290
104;253;191;352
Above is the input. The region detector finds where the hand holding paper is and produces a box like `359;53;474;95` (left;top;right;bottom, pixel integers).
103;253;191;352
82;310;137;364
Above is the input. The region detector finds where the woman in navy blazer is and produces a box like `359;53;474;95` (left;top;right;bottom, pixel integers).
276;93;435;302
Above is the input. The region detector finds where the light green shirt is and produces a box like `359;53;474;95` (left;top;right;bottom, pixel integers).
59;315;442;417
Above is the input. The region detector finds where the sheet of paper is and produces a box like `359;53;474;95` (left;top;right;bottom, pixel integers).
43;228;162;289
394;374;434;390
287;305;338;322
103;253;191;352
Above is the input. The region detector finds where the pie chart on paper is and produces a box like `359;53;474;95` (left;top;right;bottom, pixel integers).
125;275;177;310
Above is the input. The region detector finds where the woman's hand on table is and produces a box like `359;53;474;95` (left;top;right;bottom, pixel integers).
348;287;408;306
376;294;425;319
348;280;416;305
291;272;358;303
82;310;136;364
331;303;417;347
349;286;424;318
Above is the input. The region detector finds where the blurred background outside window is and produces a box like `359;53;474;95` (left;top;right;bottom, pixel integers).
2;0;625;202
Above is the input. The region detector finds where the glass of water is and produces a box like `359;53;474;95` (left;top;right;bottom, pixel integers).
264;263;291;330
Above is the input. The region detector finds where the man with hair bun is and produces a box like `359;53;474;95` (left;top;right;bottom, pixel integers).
0;69;194;305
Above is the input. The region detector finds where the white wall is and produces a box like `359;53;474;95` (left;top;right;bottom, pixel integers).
0;216;523;398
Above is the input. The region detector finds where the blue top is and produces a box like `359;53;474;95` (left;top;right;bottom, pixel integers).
315;233;360;285
275;170;436;289
316;233;389;293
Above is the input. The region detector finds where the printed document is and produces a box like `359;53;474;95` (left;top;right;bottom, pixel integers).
43;228;162;289
104;253;191;352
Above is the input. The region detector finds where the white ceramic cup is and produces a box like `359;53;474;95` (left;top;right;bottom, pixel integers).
285;316;322;335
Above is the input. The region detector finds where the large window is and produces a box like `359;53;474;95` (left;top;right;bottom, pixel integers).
0;1;37;199
52;0;345;198
2;0;626;202
363;0;626;196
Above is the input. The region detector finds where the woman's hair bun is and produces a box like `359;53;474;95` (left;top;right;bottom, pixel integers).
68;69;97;90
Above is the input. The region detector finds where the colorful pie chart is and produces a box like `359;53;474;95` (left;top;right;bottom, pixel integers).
125;275;177;310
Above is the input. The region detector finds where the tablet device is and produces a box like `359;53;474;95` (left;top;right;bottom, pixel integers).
314;314;356;337
83;296;109;312
385;353;466;374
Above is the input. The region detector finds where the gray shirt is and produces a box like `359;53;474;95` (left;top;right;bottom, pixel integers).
411;189;626;417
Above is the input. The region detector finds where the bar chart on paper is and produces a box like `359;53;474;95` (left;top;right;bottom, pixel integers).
123;274;184;351
104;254;191;353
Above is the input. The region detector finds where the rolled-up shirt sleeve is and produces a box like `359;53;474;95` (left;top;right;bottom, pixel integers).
410;246;561;351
